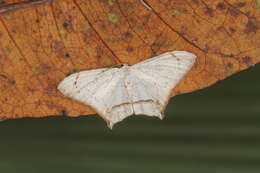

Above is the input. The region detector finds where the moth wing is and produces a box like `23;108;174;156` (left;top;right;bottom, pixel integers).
130;51;196;114
58;67;133;127
58;51;196;128
125;72;163;119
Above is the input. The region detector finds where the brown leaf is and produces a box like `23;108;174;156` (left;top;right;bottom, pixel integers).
0;0;259;119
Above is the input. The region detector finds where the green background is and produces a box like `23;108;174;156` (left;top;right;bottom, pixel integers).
0;64;259;173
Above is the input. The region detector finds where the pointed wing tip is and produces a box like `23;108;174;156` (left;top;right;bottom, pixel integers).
57;81;72;98
105;117;122;130
57;82;63;92
57;77;70;94
153;112;164;120
159;113;165;120
57;71;81;93
106;117;128;129
107;123;114;130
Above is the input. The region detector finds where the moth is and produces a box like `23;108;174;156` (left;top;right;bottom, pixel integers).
58;51;196;129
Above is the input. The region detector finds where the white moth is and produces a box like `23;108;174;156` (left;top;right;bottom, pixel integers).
58;51;196;129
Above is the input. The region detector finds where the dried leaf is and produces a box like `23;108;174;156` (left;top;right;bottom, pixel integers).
0;0;259;120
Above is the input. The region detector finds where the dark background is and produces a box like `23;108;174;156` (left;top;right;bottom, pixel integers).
0;64;259;173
